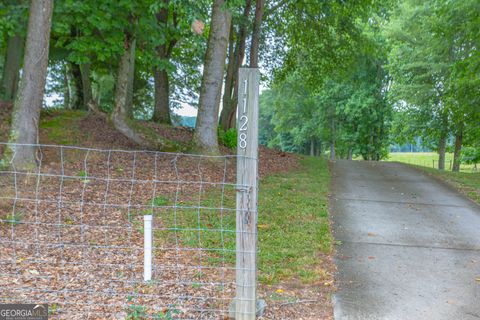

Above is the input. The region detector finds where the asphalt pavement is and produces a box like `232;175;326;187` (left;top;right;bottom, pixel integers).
331;160;480;320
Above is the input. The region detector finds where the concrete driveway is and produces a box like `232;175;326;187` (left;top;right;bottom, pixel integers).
331;160;480;320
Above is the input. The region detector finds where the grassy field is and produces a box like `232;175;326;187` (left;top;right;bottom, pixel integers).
144;156;333;286
257;156;333;284
386;152;477;173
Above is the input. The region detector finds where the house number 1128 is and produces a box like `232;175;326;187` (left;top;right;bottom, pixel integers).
239;79;248;149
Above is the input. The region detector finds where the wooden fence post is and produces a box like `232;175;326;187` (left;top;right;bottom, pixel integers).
235;68;260;319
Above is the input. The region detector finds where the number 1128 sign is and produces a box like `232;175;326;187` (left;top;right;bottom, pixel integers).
239;79;249;149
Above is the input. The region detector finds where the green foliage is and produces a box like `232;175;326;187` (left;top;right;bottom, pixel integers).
218;128;237;149
0;211;24;226
260;31;391;160
461;147;480;165
386;0;480;155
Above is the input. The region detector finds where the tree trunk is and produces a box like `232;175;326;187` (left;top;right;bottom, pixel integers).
317;140;322;157
2;33;24;101
153;68;171;123
79;63;94;110
63;62;70;108
330;142;336;161
249;0;265;68
218;0;252;131
111;34;173;150
112;36;154;147
329;106;336;161
125;47;135;118
438;131;447;170
112;36;136;125
152;1;174;125
193;0;232;154
452;128;463;172
219;25;235;131
69;63;83;110
7;0;53;170
347;147;353;160
310;139;315;156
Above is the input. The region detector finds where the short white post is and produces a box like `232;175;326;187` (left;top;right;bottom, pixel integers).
144;215;153;282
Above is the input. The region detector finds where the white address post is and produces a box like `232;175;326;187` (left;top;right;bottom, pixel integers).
235;68;260;319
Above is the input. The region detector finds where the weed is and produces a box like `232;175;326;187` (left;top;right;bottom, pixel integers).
218;128;237;149
154;306;180;320
77;170;87;177
126;296;147;320
0;212;24;226
152;196;170;207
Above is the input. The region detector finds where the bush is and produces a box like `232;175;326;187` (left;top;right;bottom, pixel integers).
461;147;480;165
218;128;237;149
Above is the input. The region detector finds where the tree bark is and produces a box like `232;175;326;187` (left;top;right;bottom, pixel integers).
310;139;315;156
2;33;24;101
438;132;447;170
317;140;322;156
347;147;353;160
330;142;336;161
193;0;232;154
69;63;83;109
112;36;136;126
329;106;336;161
452;128;463;172
111;34;174;151
7;0;53;170
111;35;155;148
152;0;175;125
79;63;94;111
219;0;252;131
249;0;265;68
153;67;171;123
63;62;70;108
219;25;235;132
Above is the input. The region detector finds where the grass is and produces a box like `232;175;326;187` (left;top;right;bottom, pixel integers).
386;152;477;173
40;109;87;145
411;166;480;204
257;156;332;284
145;156;332;285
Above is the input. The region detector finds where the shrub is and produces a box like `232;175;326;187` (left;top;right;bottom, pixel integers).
218;128;237;149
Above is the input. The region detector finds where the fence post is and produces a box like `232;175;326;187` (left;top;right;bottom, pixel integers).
235;68;259;319
144;215;153;282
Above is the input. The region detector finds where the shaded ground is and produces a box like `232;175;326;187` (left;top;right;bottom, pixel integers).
331;160;480;320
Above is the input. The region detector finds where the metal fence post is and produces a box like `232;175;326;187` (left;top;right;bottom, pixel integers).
235;68;259;319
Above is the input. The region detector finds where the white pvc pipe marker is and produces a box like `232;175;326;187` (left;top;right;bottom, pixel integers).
144;215;153;282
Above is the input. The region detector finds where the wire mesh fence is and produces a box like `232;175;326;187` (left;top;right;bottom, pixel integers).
0;142;253;319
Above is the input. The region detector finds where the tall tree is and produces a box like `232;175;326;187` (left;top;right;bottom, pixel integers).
219;0;252;131
2;33;24;101
249;0;265;68
7;0;53;169
152;0;175;124
0;1;27;102
193;0;232;154
111;33;139;142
